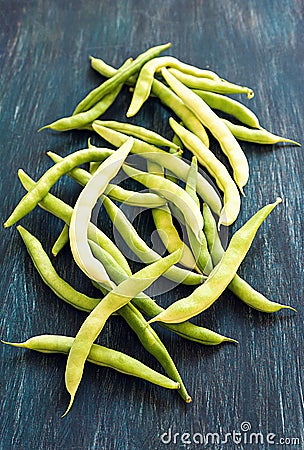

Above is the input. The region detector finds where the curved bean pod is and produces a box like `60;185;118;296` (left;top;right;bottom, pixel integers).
4;147;114;228
123;164;204;238
114;301;191;402
161;68;249;194
96;120;180;149
64;248;182;415
17;170;132;276
17;225;101;312
74;42;171;114
89;242;236;345
202;202;296;313
193;90;261;128
40;80;126;132
221;119;301;146
127;56;220;117
184;156;213;274
102;195;204;285
90;59;210;147
167;68;254;98
91;122;222;216
146;160;200;272
169;117;241;226
149;198;282;324
2;335;180;391
69;138;133;284
48;151;167;208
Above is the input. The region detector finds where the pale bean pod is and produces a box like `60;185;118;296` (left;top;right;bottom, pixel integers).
127;56;220;117
161;67;249;194
169;117;241;226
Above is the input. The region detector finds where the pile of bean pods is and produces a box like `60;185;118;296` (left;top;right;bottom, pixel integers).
3;42;299;415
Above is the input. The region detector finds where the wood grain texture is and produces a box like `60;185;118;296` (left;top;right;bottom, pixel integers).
0;1;303;449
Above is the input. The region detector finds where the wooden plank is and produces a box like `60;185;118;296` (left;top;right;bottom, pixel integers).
1;0;303;449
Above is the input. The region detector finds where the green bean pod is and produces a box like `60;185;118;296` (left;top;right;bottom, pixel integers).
64;249;182;415
4;147;113;228
2;336;180;391
149;198;283;324
91;123;222;215
52;223;69;256
167;68;254;98
47;151;167;209
221;119;301;146
184;157;213;275
115;301;191;403
127;56;220;117
96;120;180;149
17;170;132;276
39;81;125;132
146;160;200;272
169;117;241;226
69;139;134;285
90;58;210;147
17;225;101;312
202;202;296;313
74;42;171;114
102;195;204;286
122;164;204;239
90;242;235;345
192;90;261;128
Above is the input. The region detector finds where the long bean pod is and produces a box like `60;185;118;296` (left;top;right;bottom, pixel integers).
92;123;222;215
146;160;199;271
3;336;180;391
96;120;180;149
90;242;235;345
167;68;254;98
123;164;204;239
221;119;300;146
161;67;249;194
68;139;133;284
202;202;295;312
17;225;101;312
64;249;182;415
127;56;220;117
90;58;210;147
47;151;167;208
74;42;171;114
169;117;241;226
193;90;261;128
102;195;204;285
17;170;132;276
184;156;213;274
149;199;282;324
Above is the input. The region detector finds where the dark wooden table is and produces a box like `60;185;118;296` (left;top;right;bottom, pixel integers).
1;1;303;449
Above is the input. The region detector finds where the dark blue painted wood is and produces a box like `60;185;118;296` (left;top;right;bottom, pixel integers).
1;1;303;449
